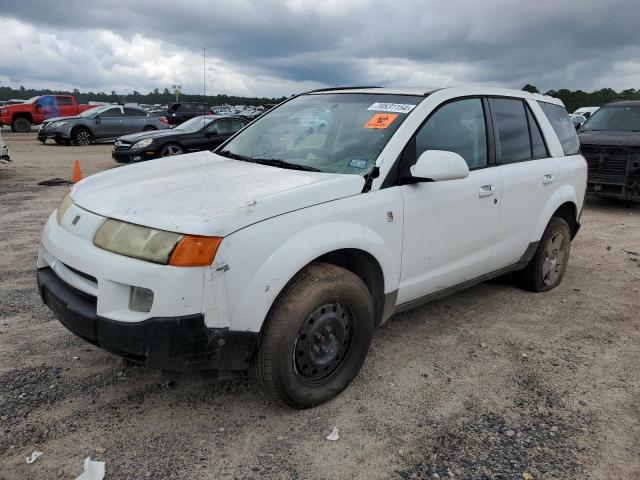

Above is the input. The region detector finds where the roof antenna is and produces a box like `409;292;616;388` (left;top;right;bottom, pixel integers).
203;47;206;119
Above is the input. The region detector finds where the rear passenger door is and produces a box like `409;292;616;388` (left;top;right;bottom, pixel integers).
123;108;147;133
488;97;558;270
398;98;502;305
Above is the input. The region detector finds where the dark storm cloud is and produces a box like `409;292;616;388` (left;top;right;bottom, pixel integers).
1;0;640;95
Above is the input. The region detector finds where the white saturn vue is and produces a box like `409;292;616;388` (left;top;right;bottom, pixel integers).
37;86;587;408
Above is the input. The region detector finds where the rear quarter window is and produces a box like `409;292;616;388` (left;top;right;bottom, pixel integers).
537;101;580;156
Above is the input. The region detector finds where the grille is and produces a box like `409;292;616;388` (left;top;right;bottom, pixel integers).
581;145;639;176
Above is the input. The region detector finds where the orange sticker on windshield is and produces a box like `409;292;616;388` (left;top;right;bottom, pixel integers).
364;113;398;129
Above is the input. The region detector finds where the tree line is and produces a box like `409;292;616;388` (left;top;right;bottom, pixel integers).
2;84;640;112
522;84;640;113
0;85;287;107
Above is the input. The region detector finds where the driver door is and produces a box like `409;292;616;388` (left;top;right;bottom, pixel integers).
397;98;501;305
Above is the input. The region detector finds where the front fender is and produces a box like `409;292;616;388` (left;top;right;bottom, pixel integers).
533;184;580;240
230;221;399;332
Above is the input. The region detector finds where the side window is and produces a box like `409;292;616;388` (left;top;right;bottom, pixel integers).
526;107;549;159
213;120;233;134
101;107;124;117
124;108;146;117
415;98;487;169
537;101;580;155
55;96;73;106
230;120;245;132
489;98;531;164
195;104;207;112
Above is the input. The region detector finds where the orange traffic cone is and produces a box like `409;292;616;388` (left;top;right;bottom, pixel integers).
71;160;82;183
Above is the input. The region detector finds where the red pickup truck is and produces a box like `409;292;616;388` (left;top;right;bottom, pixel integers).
0;95;96;132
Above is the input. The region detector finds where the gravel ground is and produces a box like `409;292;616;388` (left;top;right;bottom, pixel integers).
1;129;639;480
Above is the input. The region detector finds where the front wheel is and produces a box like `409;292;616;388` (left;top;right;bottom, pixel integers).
11;117;31;133
515;216;572;292
160;143;183;157
252;262;375;408
73;127;93;146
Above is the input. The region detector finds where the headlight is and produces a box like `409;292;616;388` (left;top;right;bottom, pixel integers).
50;121;69;128
93;219;222;266
132;138;153;149
56;192;73;224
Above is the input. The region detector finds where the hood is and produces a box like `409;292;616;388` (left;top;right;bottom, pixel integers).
118;129;179;143
71;150;365;236
42;115;81;124
579;130;640;147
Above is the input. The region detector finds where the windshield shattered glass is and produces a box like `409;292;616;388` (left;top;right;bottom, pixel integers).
218;93;424;175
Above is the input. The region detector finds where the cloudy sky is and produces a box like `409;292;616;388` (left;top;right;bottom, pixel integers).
1;0;639;98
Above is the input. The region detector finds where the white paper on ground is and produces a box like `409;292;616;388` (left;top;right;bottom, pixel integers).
326;427;340;441
75;457;105;480
25;451;43;464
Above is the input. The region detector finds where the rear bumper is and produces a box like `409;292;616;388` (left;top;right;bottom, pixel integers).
37;267;259;371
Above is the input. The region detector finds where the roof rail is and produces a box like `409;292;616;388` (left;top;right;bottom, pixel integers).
306;86;381;93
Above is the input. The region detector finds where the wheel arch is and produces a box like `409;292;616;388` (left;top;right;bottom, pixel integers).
220;220;400;333
71;124;93;138
533;185;581;241
12;112;34;123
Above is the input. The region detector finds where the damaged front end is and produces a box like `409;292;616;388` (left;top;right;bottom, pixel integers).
582;144;640;201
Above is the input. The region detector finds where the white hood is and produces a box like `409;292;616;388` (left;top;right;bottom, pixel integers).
71;151;365;236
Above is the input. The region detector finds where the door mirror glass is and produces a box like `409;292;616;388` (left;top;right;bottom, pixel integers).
205;129;217;137
410;150;469;182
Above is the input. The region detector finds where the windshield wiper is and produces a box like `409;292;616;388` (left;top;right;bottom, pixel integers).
216;150;257;163
253;158;322;172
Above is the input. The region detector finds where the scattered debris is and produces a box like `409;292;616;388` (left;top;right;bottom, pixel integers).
433;366;452;381
74;457;105;480
522;472;534;480
505;430;515;437
521;353;528;358
26;451;43;464
326;427;339;441
480;342;488;348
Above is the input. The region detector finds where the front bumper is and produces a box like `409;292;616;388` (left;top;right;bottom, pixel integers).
38;125;72;141
37;267;258;371
112;147;160;163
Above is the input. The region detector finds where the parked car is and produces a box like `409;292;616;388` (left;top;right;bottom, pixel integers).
0;129;10;164
164;102;210;125
36;86;586;408
0;95;97;133
579;100;640;202
37;105;170;146
571;114;587;129
572;106;599;119
112;115;247;163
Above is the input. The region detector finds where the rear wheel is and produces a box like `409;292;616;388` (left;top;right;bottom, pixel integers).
160;143;183;157
73;127;92;146
515;217;571;292
252;262;374;408
11;117;31;133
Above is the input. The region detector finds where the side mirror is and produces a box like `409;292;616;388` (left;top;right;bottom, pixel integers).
95;115;101;124
410;150;470;182
205;129;217;137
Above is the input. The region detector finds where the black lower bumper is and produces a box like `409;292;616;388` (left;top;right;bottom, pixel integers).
112;149;159;163
36;267;258;371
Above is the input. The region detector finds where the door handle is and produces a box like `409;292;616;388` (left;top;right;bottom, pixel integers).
478;184;495;197
543;174;554;185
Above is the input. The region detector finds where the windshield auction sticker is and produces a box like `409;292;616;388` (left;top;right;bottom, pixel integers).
367;103;416;113
364;113;398;129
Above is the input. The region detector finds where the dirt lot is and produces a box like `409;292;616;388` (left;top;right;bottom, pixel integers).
0;129;639;480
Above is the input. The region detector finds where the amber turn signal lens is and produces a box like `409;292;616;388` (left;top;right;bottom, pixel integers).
169;235;222;267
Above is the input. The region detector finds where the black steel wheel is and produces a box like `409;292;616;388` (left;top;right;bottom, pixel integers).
252;262;374;408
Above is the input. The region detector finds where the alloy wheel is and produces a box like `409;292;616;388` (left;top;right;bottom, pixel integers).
161;145;183;157
542;231;568;285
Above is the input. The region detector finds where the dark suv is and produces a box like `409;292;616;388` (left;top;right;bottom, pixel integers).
164;102;209;125
579;100;640;202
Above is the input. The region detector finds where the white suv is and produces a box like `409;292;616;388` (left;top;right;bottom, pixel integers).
37;87;586;408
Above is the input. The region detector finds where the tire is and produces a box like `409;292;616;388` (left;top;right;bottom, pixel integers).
11;117;31;133
252;262;375;408
515;217;572;292
72;127;93;146
143;126;156;131
160;143;183;157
